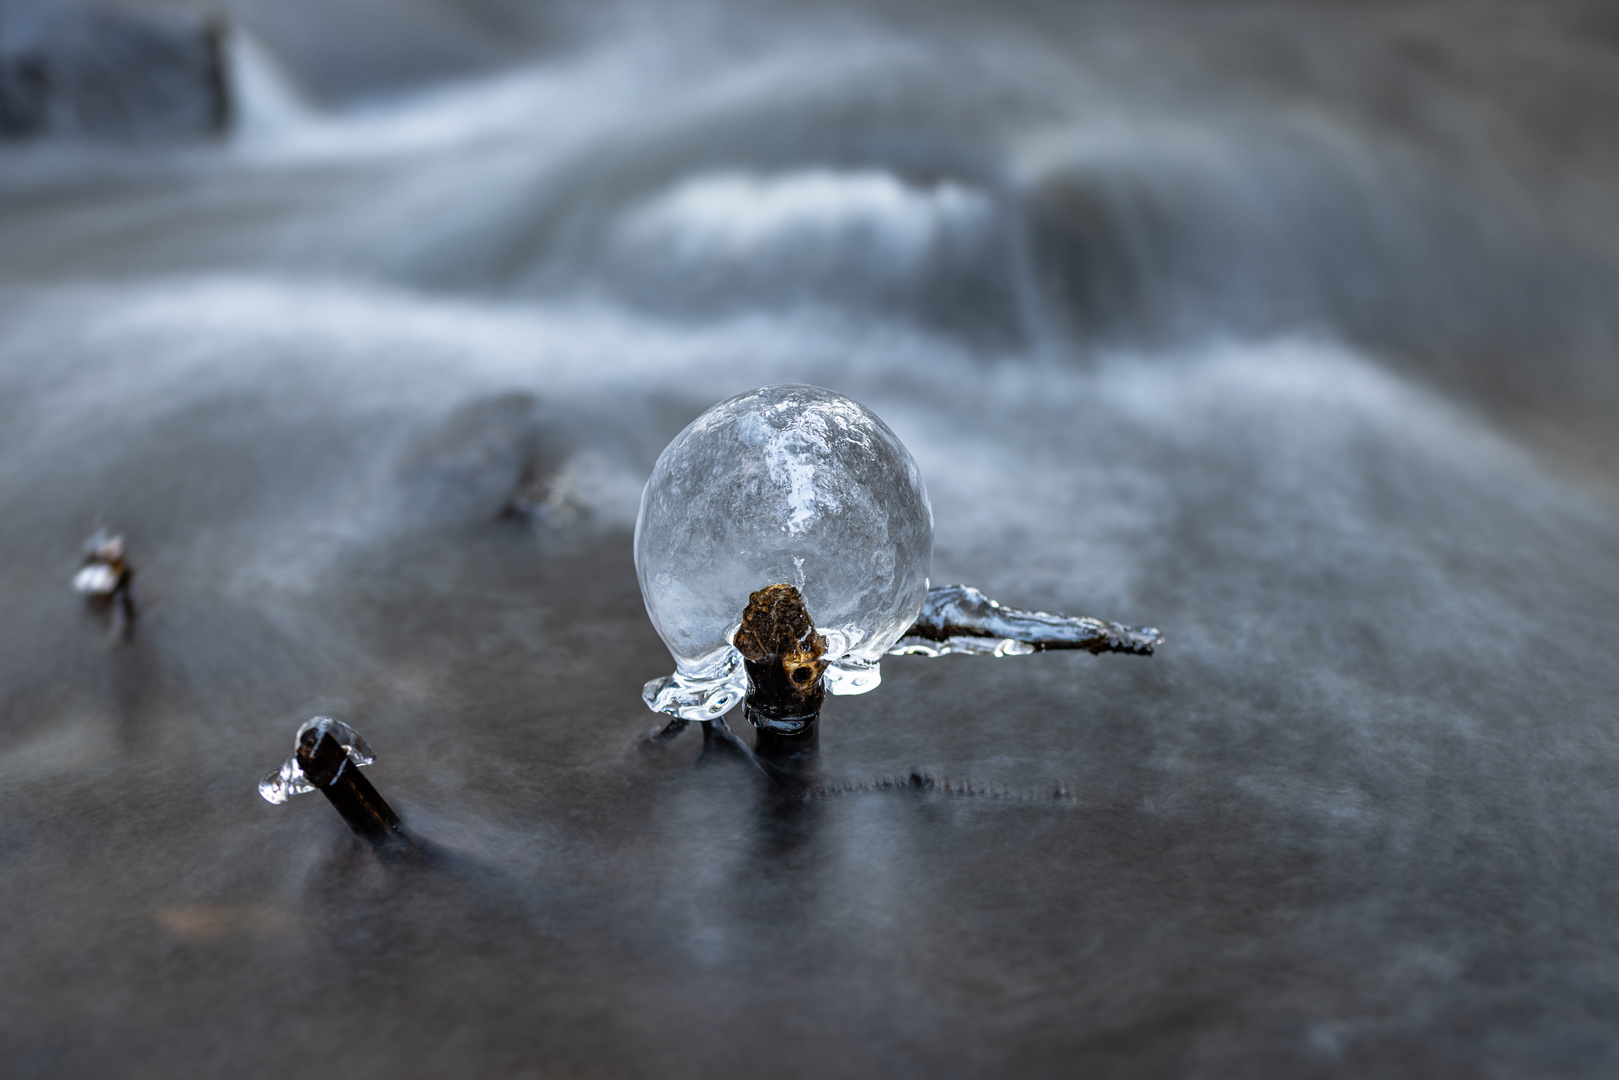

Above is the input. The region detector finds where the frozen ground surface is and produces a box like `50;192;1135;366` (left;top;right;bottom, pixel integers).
1;1;1618;1075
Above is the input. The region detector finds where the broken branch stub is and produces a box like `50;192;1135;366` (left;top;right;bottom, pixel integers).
73;527;137;635
735;583;828;736
296;728;413;857
260;717;413;859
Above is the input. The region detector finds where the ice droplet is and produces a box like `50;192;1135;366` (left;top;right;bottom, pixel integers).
258;717;375;805
72;564;120;596
636;385;933;720
257;756;312;805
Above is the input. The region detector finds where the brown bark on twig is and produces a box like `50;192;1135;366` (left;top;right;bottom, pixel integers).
736;583;827;757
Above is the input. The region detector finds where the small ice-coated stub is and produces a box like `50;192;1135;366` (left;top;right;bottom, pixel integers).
638;385;933;721
73;528;127;596
259;717;375;804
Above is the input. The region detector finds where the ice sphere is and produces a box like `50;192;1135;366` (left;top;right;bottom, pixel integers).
637;385;933;720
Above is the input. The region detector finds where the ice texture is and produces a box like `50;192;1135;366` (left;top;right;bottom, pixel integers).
890;584;1163;657
258;717;375;805
637;385;933;720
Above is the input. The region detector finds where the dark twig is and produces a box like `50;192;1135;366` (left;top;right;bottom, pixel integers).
296;728;413;858
74;528;137;639
735;583;828;769
261;718;414;860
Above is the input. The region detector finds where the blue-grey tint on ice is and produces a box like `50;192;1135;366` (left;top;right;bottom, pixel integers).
258;716;375;805
1;0;1619;1076
638;384;933;719
894;583;1162;657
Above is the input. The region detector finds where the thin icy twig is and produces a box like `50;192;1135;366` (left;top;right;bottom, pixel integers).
890;584;1161;658
258;717;375;804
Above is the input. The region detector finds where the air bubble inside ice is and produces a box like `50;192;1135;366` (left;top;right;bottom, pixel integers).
636;385;933;720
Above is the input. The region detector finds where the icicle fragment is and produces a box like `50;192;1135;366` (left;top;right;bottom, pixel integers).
890;584;1162;658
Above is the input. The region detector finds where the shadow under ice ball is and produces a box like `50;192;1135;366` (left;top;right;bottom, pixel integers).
637;384;933;720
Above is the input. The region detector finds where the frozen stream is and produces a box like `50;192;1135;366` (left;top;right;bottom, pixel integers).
1;1;1618;1075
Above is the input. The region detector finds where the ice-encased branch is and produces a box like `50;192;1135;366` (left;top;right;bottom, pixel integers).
889;584;1162;658
258;717;375;804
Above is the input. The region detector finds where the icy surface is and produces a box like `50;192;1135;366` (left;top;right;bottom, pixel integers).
257;717;375;804
891;584;1163;657
636;385;933;719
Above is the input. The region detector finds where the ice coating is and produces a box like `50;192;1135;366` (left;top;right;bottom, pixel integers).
258;717;376;805
637;385;933;720
889;585;1164;658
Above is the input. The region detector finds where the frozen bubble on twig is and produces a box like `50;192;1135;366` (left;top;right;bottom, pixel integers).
258;716;375;805
636;385;933;721
633;388;1163;747
890;584;1162;658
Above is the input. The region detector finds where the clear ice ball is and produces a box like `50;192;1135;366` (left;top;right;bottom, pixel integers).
636;384;933;719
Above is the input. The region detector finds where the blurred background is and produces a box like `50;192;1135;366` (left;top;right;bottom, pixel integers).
2;0;1618;1076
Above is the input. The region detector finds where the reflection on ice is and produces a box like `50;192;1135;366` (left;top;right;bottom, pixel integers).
635;387;1160;728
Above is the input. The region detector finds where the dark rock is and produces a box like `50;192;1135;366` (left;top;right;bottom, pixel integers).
0;0;228;139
